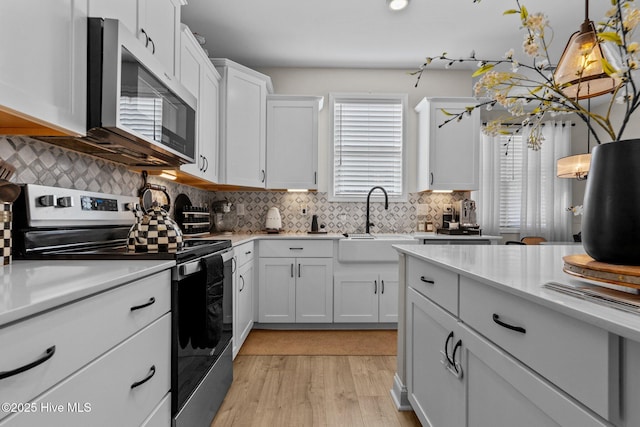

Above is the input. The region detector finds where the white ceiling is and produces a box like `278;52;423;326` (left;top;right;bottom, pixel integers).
180;0;611;70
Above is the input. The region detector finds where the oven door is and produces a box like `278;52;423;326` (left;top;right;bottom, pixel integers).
172;249;233;425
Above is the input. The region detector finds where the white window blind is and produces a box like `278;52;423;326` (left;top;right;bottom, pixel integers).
332;96;404;199
499;134;523;229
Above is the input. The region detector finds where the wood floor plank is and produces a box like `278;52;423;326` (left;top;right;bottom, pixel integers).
210;355;421;427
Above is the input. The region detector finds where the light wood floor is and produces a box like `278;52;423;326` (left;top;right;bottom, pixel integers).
210;355;421;427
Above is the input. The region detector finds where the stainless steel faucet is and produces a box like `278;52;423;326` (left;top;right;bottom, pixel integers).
365;186;389;234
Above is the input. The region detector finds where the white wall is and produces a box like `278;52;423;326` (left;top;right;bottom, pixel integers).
258;67;473;193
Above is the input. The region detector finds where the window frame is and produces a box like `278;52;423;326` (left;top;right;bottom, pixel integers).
328;92;408;203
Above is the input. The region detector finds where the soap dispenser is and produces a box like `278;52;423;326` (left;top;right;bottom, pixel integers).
311;214;319;232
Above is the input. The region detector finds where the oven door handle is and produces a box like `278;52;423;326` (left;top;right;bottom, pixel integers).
178;249;234;277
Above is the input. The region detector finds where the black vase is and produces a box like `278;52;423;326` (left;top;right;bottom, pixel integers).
582;139;640;265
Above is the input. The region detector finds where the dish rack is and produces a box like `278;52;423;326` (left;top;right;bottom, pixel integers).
180;206;211;235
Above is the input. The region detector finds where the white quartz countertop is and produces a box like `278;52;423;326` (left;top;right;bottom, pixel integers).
0;259;175;328
413;232;502;241
394;244;640;342
191;231;502;247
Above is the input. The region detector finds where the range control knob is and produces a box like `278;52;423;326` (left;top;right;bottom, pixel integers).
37;195;55;207
56;196;74;208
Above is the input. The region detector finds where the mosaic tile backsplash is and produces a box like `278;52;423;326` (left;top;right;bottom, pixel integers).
211;191;468;234
2;136;468;234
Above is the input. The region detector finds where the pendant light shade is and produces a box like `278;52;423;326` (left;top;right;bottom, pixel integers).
557;153;591;180
554;4;622;100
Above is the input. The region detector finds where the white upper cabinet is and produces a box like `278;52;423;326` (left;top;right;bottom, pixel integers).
266;95;323;190
0;0;88;136
415;97;480;191
178;26;220;183
88;0;184;80
213;59;273;188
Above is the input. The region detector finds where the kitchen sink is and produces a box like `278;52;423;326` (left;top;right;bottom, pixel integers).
338;234;418;262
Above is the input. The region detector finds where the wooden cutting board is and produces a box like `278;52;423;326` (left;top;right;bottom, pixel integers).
563;254;640;289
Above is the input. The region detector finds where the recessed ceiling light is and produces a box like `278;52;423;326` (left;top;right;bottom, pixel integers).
387;0;409;11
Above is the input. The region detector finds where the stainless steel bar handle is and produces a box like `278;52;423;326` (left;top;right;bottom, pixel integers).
179;249;234;276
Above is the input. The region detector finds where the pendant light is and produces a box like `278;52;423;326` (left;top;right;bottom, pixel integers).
553;0;622;99
557;100;591;180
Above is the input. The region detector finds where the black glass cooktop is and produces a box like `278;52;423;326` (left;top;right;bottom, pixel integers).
14;226;231;263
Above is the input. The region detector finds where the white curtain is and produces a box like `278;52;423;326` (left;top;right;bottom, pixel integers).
519;121;572;241
474;133;501;236
474;121;572;241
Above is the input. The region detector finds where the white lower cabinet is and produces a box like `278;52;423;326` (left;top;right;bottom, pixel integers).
0;315;171;427
406;278;612;427
258;257;333;323
0;270;172;427
406;287;464;427
233;241;254;358
334;271;398;323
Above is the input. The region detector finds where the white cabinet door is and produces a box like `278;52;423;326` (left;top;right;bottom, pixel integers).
198;65;221;183
415;97;479;191
258;258;296;323
236;260;254;351
215;59;271;188
621;338;640;427
179;27;220;184
138;0;181;77
378;272;399;323
295;258;333;323
0;0;87;135
333;272;379;323
88;0;180;80
266;96;322;190
406;287;465;427
87;0;137;34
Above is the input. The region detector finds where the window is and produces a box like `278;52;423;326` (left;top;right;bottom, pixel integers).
330;94;407;201
499;134;525;229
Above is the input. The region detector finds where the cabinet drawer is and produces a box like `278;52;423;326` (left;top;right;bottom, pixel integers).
406;257;458;315
0;270;170;416
0;314;171;427
459;276;618;421
259;239;332;257
140;392;170;427
235;241;254;266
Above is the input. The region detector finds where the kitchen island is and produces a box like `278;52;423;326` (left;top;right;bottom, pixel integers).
392;244;640;427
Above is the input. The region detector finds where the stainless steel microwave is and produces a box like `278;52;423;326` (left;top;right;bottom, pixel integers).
84;17;196;167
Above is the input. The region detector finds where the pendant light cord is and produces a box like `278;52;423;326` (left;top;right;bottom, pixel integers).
585;0;589;21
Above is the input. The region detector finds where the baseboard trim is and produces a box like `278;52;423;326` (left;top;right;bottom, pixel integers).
252;323;397;330
390;373;411;411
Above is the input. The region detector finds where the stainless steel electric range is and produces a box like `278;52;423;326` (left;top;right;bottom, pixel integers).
12;184;233;427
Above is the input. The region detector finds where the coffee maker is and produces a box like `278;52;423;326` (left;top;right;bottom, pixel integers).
456;199;478;228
